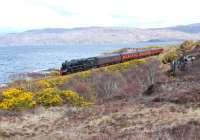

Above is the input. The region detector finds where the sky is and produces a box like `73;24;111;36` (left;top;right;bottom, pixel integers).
0;0;200;33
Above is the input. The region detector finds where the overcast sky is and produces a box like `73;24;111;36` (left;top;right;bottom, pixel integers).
0;0;200;32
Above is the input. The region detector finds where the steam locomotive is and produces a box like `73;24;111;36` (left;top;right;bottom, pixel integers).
60;48;163;75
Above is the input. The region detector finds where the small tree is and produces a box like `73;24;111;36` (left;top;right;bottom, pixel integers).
162;49;178;64
179;40;194;55
137;59;164;95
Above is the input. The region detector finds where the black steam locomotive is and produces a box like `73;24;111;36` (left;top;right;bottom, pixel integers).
60;48;163;75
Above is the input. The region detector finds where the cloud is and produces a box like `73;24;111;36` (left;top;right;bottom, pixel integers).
0;0;200;31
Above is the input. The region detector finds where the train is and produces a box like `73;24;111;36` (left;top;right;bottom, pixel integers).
60;48;164;75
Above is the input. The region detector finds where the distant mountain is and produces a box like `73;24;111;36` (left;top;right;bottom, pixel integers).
166;23;200;33
0;24;200;46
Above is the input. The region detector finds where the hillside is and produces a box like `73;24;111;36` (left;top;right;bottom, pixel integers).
1;24;200;46
166;23;200;33
0;41;200;139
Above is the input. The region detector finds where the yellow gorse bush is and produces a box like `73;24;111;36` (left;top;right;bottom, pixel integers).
74;70;92;78
0;88;36;110
36;88;63;107
36;80;52;88
48;77;68;87
36;77;68;89
0;88;93;110
62;90;92;107
106;59;146;72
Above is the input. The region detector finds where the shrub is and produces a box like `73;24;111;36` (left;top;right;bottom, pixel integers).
194;41;200;47
36;80;52;88
162;49;178;64
66;80;96;101
62;90;92;107
180;40;194;50
36;77;68;89
106;59;146;72
0;88;36;110
74;70;92;78
121;82;143;96
91;72;125;98
36;88;63;107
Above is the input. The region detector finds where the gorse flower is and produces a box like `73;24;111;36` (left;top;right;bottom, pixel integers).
0;88;36;110
36;88;63;107
106;59;146;72
0;88;92;110
36;77;69;89
36;80;52;88
74;71;92;78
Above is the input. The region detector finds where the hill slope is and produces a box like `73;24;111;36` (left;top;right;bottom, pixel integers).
1;42;200;139
166;23;200;33
1;24;200;46
1;57;200;139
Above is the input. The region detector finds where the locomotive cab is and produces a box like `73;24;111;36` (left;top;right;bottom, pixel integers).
60;60;69;75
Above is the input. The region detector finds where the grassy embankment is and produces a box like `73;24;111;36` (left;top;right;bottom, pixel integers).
0;40;199;111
